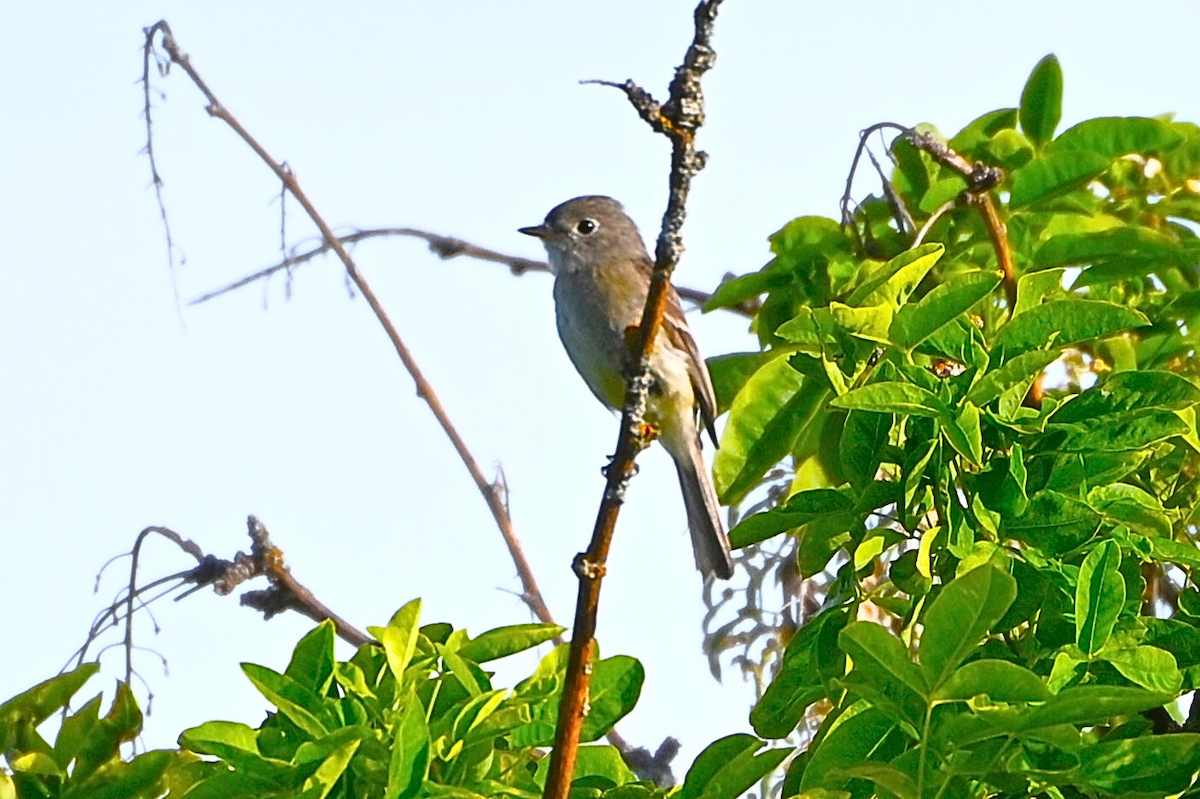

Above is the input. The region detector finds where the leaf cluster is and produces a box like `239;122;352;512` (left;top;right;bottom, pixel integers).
705;54;1200;797
1;602;792;799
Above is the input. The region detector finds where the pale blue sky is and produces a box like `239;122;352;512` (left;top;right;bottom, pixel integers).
3;0;1199;774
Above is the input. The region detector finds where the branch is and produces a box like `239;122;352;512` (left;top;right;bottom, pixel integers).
542;2;726;796
234;516;372;646
903;129;1017;313
69;517;374;709
841;123;1018;315
188;226;754;315
141;22;184;319
839;122;909;229
142;21;557;632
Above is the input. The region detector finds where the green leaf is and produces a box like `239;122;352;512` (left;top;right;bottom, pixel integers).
934;659;1050;702
728;488;853;548
966;350;1058;407
1013;266;1070;316
706;216;851;311
751;606;850;738
1008;150;1110;207
976;446;1029;517
179;721;296;786
59;749;176;799
839;410;893;489
847;244;944;308
1058;410;1190;452
509;650;643;748
566;745;636;786
54;695;102;770
179;720;264;760
707;351;775;416
1075;540;1125;654
800;708;896;793
1053;370;1200;423
1050;116;1184;158
950;108;1018;156
368;598;423;683
241;663;333;740
46;682;140;786
302;738;359;799
830;381;945;417
889;271;1001;350
1019;54;1062;148
1088;484;1173;538
1003;490;1102;555
291;726;372;766
991;299;1149;363
1077;734;1200;795
942;402;983;466
439;648;484;697
971;686;1173;735
840;622;928;699
843;764;920;799
1034;225;1188;270
715;353;826;504
826;302;894;344
455;623;564;664
0;663;99;729
1099;645;1182;693
385;690;429;799
918;565;1017;690
286;621;336;694
581;655;643;741
677;734;791;799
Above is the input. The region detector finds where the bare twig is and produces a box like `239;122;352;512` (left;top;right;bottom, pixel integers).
839;122;909;229
142;21;557;632
72;520;377;693
912;198;958;247
187;226;749;314
542;2;726;796
141;21;184;321
866;147;914;236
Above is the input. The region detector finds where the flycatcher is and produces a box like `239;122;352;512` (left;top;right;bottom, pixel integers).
520;196;734;580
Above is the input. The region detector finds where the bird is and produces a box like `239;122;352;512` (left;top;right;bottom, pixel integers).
519;195;734;580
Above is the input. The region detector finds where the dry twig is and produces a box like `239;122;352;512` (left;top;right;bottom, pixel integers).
141;20;557;632
188;226;753;315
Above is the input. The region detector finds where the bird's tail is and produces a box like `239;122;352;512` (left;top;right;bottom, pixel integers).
673;440;734;581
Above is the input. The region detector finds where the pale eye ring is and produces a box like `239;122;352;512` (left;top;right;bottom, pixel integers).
576;218;598;235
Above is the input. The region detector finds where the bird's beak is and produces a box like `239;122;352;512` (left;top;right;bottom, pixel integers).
518;224;550;239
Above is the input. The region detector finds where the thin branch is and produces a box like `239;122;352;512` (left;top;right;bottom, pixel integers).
903;129;1016;312
188;227;751;314
912;198;958;247
839;122;909;228
143;21;557;632
189;227;546;305
842;124;1016;314
141;21;184;321
542;2;726;796
866;147;914;236
235;516;372;647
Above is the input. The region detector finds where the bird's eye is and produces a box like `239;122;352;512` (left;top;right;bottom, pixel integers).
576;218;598;235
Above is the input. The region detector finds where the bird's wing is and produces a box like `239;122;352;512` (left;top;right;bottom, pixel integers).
663;287;719;447
631;254;720;447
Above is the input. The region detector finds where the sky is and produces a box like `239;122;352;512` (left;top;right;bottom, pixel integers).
3;0;1200;780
